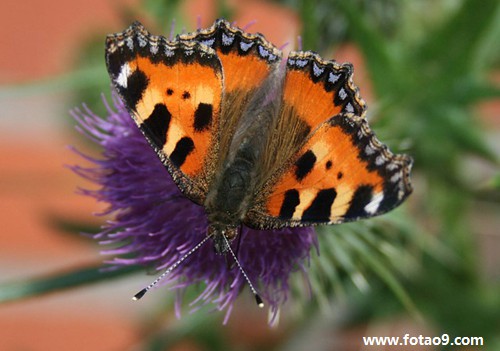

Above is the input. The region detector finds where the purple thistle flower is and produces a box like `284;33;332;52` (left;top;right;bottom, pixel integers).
71;93;317;323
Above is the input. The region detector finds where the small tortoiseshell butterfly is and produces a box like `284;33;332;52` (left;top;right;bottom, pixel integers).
105;19;413;257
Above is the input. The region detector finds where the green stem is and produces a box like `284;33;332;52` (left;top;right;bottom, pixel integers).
0;264;142;303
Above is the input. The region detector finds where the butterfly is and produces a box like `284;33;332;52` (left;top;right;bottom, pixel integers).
105;19;413;256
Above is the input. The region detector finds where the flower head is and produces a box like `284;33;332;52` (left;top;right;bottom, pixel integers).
72;94;317;323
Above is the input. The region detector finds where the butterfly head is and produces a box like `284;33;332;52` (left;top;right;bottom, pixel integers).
208;223;238;255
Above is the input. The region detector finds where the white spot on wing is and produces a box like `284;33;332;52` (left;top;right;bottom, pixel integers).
365;144;375;155
313;63;324;76
240;41;254;51
258;45;269;58
345;103;354;113
222;32;234;46
138;35;147;48
126;37;134;50
164;46;175;57
375;156;385;166
150;43;159;54
295;59;308;67
328;72;340;84
387;163;398;171
116;63;131;88
201;38;215;47
339;88;347;100
390;172;401;183
364;192;384;214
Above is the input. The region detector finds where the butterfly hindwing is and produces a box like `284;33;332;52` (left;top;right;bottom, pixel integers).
105;22;223;204
246;114;412;229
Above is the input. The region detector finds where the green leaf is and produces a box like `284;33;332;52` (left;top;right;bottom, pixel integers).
437;106;496;160
492;174;500;189
0;264;142;303
417;0;500;77
357;243;420;319
452;81;500;105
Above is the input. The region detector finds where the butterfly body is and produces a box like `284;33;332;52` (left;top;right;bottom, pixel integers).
205;71;284;253
205;149;255;252
105;20;413;254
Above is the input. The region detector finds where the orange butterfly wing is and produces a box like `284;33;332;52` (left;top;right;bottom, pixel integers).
105;22;223;204
247;114;412;227
282;51;366;128
245;54;412;228
181;19;281;94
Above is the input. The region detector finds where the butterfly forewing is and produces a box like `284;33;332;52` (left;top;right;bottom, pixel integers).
182;19;281;94
105;22;223;203
282;51;366;124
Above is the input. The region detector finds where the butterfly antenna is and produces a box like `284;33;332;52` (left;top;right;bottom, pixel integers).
132;235;210;301
222;234;264;308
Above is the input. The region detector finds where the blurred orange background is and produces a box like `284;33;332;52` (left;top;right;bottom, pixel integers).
2;2;140;349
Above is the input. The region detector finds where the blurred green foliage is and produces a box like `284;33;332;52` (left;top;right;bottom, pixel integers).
0;0;498;350
297;1;500;349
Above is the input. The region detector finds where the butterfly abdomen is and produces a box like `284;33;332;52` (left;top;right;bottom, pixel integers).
205;143;258;227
